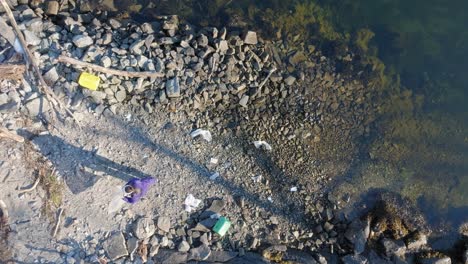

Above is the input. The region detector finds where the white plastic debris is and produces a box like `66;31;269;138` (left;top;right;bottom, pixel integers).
108;186;126;214
251;175;262;183
267;196;273;202
184;194;201;212
209;172;220;180
13;38;24;54
253;141;272;151
190;129;212;142
210;213;221;219
290;186;298;192
210;158;218;164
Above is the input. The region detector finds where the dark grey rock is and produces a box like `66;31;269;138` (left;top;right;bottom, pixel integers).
341;254;368;264
228;252;270;264
283;249;318;264
72;35;93;48
464;249;468;264
177;241;190;252
200;199;226;219
153;249;187;264
157;216;171;233
130;39;145;55
188;244;211;261
405;231;427;250
46;1;59;15
165;77;180;98
43;67;59;86
127;237;138;260
133;217;156;239
204;251;238;262
345;219;369;254
381;238;406;257
103;231;128;261
243;31;258;45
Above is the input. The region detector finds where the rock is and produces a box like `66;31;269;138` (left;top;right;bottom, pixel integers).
218;40;229;53
103;231;128;260
165;77;180;98
405;231;427;250
197;34;208;47
115;89;126;102
229;252;270;264
205;251;238;262
43;67;59;86
368;251;392;264
127;237;139;260
24;96;50;117
133;217;156;239
109;18;122;30
464;249;468;264
289;51;307;65
153;249;187;264
345;219;370;254
157;216;171;233
243;31;258;45
341;254;368;264
46;1;59;15
239;95;249;108
177;241;190;252
101;56;112;68
130;39;145;55
262;245;287;262
72;35;93;48
23;30;41;46
419;256;452;264
188;244;211;261
284;75;296;86
381;238;406;257
200;199;226;219
0;17;16;45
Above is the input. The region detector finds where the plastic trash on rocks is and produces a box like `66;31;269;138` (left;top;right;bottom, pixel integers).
213;217;231;236
209;172;220;180
78;72;100;90
184;194;201;212
13;38;24;54
290;186;298;192
253;141;272;151
190;129;212;142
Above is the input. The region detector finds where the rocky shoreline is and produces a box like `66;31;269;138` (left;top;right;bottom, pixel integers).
0;0;467;263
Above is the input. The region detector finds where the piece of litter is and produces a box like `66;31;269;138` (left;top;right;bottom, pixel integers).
190;129;212;142
267;196;273;202
210;213;221;219
290;186;298;192
253;141;272;151
209;172;220;180
184;194;201;212
210;158;218;164
78;72;100;90
212;217;231;236
13;38;24;54
251;175;262;183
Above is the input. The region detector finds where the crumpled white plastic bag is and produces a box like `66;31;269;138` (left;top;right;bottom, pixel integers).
253;141;272;151
184;194;201;212
190;129;212;142
108;186;126;214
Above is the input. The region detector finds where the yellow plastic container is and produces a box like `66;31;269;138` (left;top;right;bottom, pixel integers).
78;72;100;90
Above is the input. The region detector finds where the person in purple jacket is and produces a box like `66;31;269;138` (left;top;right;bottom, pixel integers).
123;177;157;204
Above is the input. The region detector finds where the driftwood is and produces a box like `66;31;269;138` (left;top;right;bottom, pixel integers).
52;207;63;238
0;64;26;80
0;0;80;126
0;127;24;142
57;55;165;78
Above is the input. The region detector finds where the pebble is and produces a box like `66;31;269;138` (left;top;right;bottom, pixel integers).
43;67;59;86
188;244;211;261
243;31;258;45
72;35;93;48
103;232;128;261
46;1;59;15
239;95;249;108
165;77;180;98
133;217;156;239
178;241;190;252
284;75;296;86
23;30;41;46
157;216;171;233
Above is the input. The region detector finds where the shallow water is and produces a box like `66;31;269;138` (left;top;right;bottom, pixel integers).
107;0;468;231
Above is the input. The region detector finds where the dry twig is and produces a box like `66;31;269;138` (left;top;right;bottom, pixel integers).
18;176;40;194
0;127;24;142
52;207;63;238
57;55;165;78
0;0;80;126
